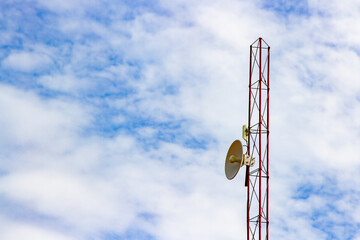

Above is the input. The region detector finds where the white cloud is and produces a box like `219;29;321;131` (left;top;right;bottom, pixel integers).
2;51;52;72
0;169;135;233
0;84;89;150
38;74;92;93
0;217;75;240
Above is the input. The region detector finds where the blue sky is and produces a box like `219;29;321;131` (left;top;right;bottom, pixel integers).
0;0;360;239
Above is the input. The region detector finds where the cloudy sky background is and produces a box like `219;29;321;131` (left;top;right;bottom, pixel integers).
0;0;360;239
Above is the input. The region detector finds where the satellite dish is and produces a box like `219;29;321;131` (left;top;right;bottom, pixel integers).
225;140;244;180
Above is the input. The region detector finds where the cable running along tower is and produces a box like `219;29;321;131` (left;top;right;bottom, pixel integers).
224;37;270;240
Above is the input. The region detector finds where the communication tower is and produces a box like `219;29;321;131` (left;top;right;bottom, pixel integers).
225;37;270;240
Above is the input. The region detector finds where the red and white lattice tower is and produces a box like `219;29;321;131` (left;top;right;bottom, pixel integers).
245;37;270;240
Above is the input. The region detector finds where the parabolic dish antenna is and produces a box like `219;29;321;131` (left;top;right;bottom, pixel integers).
225;139;255;180
225;140;243;180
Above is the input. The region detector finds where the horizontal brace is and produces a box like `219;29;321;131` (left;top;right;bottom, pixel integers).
251;47;269;49
249;220;269;224
249;130;269;134
250;89;269;92
248;124;268;129
250;87;270;91
249;175;269;179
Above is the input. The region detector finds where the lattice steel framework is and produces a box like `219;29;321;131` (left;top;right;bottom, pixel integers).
245;38;270;240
